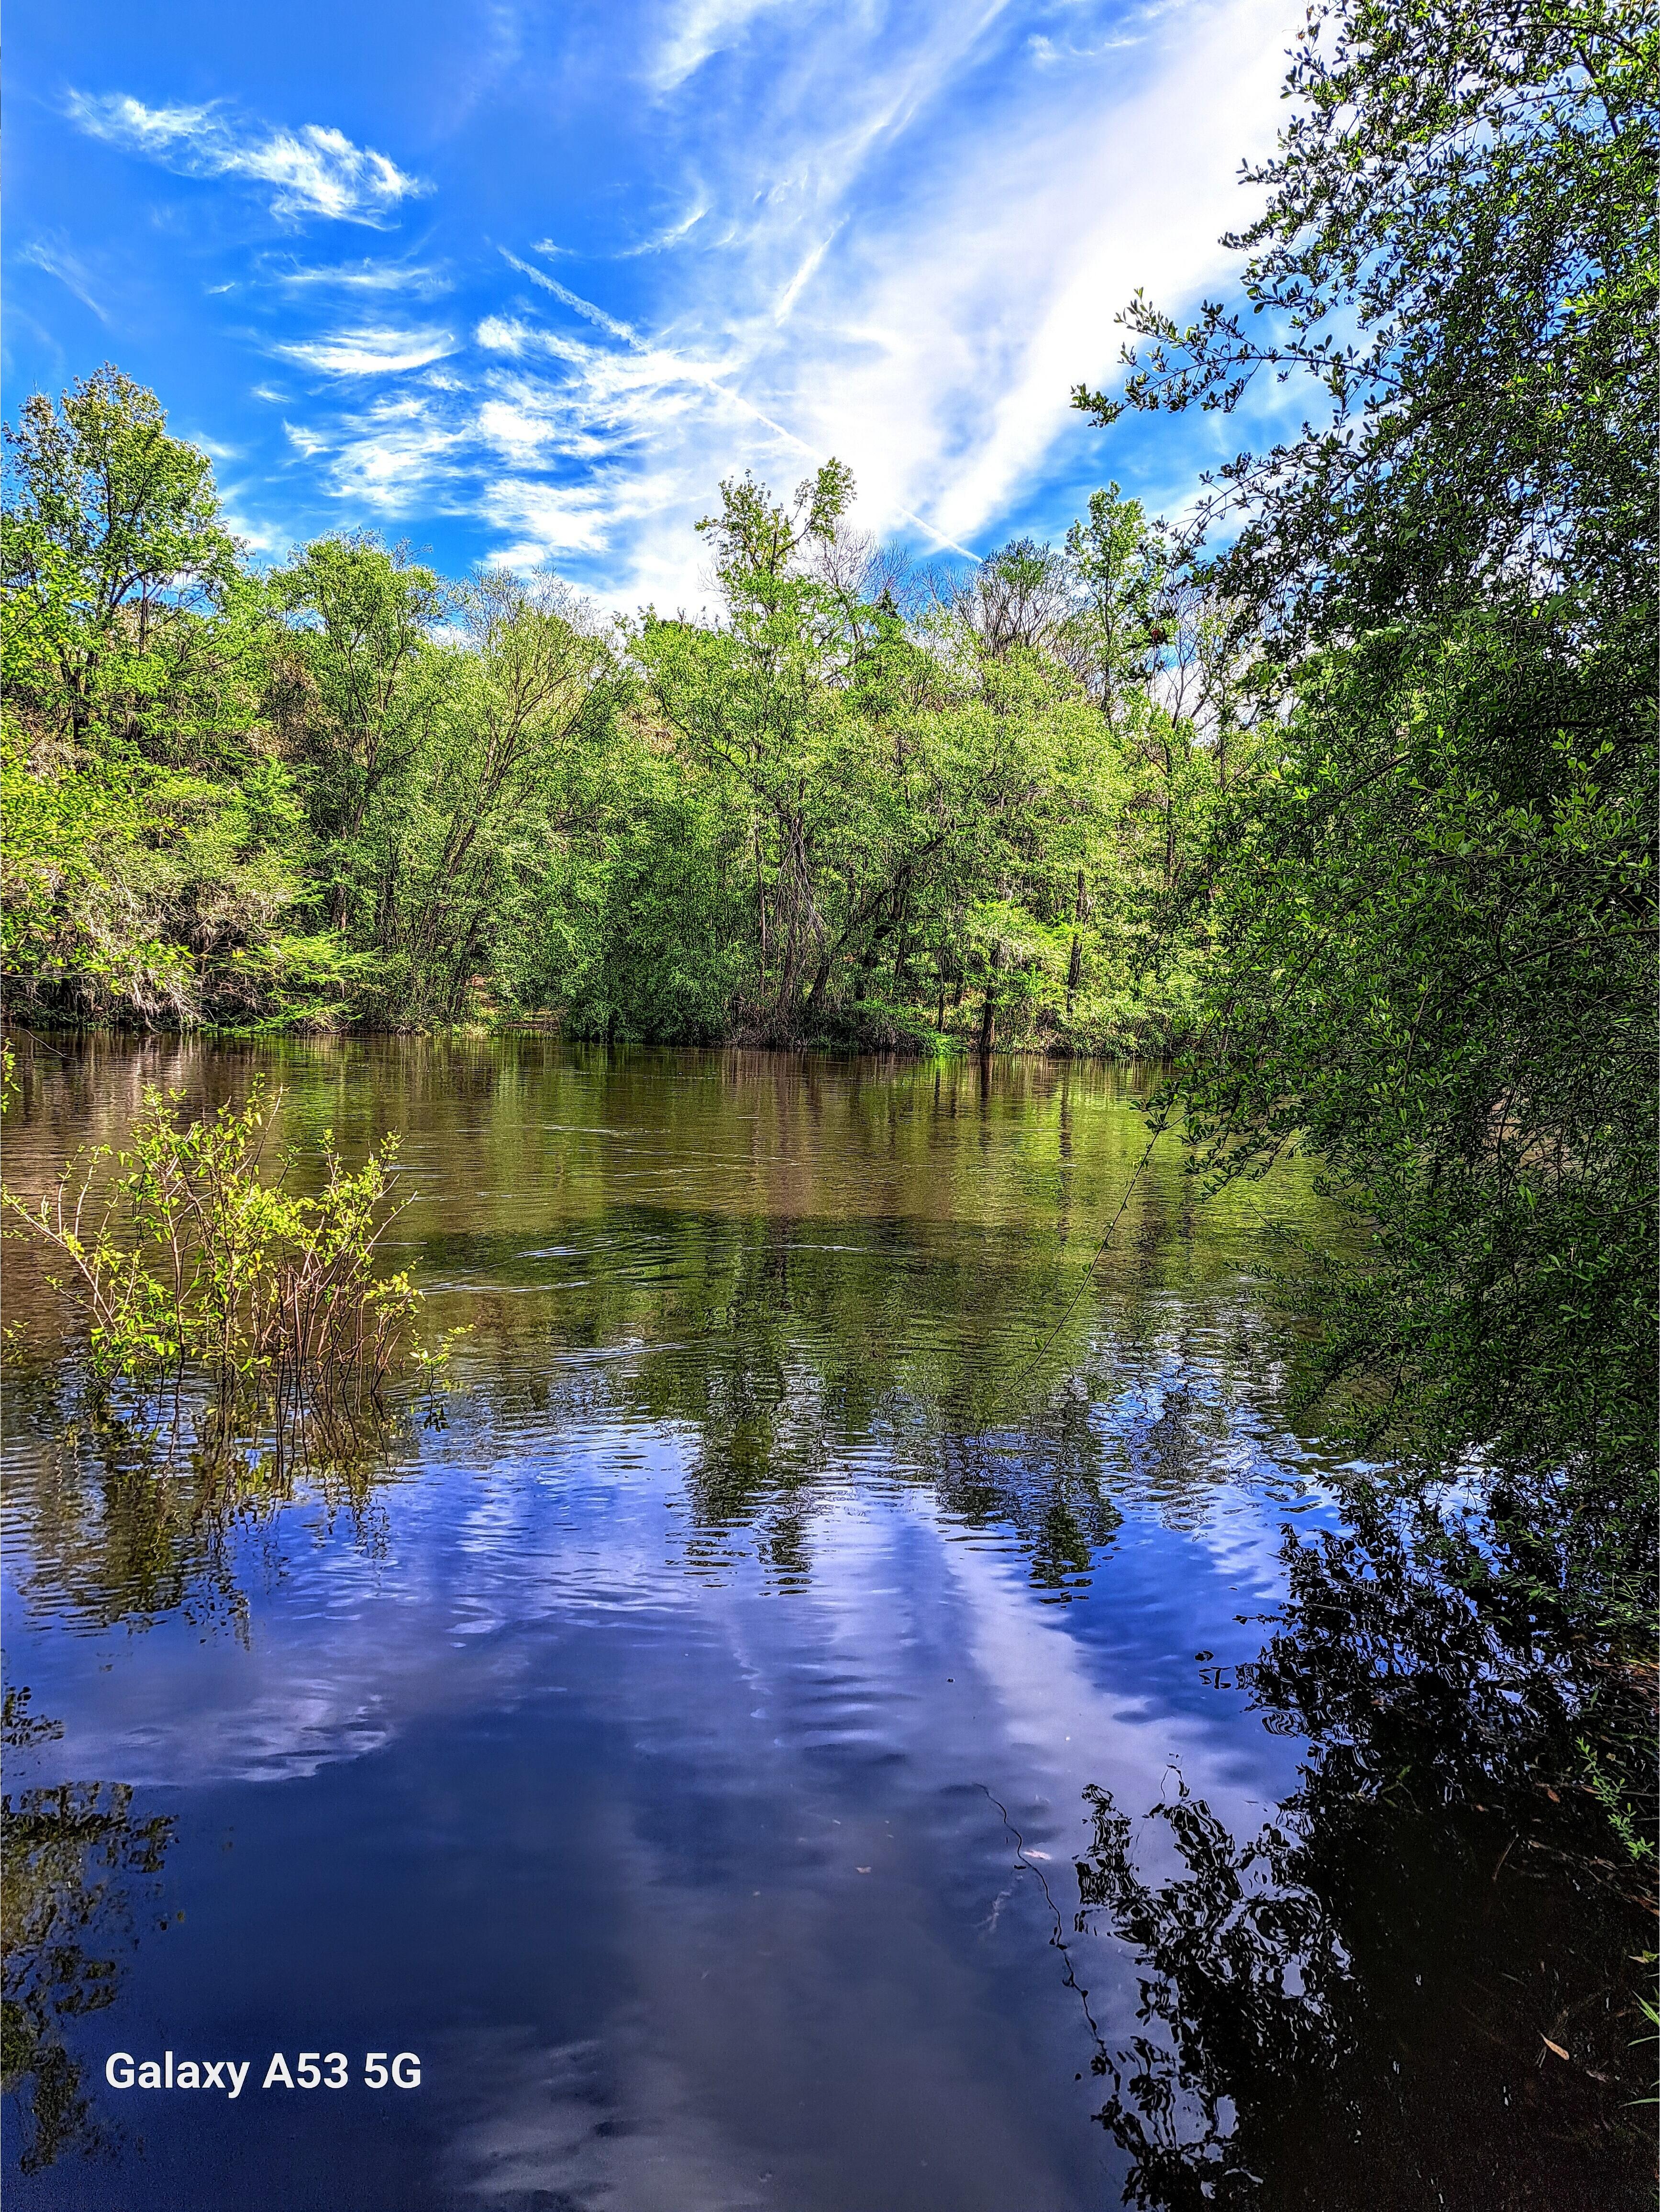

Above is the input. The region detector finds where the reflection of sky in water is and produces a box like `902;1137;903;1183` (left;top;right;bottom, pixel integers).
5;1413;1326;2209
14;1039;1581;2211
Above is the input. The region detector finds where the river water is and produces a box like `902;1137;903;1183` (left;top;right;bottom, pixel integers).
0;1038;1648;2210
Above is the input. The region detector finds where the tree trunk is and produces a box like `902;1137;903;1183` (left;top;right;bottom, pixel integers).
977;942;1004;1056
889;869;913;1000
1065;868;1086;1015
753;817;769;980
1163;739;1177;891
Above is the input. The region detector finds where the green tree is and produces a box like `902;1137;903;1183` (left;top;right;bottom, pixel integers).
1079;0;1656;1609
0;371;307;1024
1076;0;1654;651
268;533;449;935
0;365;243;752
382;572;621;1021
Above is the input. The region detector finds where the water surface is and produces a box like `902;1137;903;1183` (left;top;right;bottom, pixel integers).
1;1039;1647;2210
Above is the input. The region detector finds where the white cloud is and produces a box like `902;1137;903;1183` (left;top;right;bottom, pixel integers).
65;91;428;225
254;0;1295;603
650;0;800;90
481;478;614;555
283;420;331;459
277;325;458;375
18;239;110;321
611;204;711;258
499;251;640;342
274;259;453;299
312;393;473;509
590;0;1292;585
773;226;841;324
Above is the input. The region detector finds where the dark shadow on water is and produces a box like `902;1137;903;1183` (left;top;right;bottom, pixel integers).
1069;1507;1656;2211
1;1695;175;2176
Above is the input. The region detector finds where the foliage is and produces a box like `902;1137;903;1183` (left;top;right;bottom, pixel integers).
1178;614;1654;1606
0;1083;421;1403
1;723;197;1021
1;379;1237;1049
1075;0;1655;654
1073;0;1655;1638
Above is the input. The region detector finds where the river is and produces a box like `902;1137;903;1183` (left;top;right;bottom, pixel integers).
0;1036;1647;2210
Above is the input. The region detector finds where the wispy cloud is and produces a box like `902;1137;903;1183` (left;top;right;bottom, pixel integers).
272;259;453;299
502;252;639;342
277;325;458;375
611;205;711;258
64;92;428;225
280;390;472;513
19;239;110;321
481;478;616;558
650;0;797;91
220;0;1294;603
455;0;1285;590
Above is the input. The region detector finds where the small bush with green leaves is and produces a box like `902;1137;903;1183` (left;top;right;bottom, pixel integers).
2;1083;420;1400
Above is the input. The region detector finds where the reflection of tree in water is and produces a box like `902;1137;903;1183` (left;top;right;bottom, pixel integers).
1;1694;175;2176
934;1384;1123;1595
444;1207;1255;1589
8;1042;1319;1612
1073;1510;1654;2210
6;1371;413;1637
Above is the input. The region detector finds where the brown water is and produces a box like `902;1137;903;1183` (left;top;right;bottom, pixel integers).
1;1035;1649;2210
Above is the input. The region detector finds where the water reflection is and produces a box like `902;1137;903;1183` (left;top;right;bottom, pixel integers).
4;1255;1266;1638
5;1044;1299;1634
1075;1506;1654;2209
2;1038;1647;2210
3;1374;414;1638
1;1694;175;2176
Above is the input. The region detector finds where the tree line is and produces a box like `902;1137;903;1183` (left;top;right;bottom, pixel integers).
1;376;1250;1051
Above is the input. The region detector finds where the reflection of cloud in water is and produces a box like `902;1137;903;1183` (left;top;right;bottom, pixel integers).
445;2028;771;2211
29;1442;1303;1844
941;1536;1278;1858
425;1502;1311;2207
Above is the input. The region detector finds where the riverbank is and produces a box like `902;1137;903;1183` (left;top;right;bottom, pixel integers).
3;993;1197;1058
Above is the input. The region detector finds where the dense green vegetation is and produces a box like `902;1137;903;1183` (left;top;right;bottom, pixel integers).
0;1080;424;1402
1;373;1240;1052
2;0;1651;1663
1075;0;1656;1641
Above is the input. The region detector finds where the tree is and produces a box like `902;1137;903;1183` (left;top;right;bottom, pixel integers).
1078;0;1656;1613
1075;0;1654;650
643;464;900;1033
1056;487;1164;724
383;572;620;1021
961;537;1075;661
0;371;302;1023
0;366;242;751
267;534;448;934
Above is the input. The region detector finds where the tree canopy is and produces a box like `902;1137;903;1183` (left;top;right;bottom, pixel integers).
1074;0;1655;1618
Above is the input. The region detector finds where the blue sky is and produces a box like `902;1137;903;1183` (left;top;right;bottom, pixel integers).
8;0;1297;608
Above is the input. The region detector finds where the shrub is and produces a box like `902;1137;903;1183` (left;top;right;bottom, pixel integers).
1;1083;421;1406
